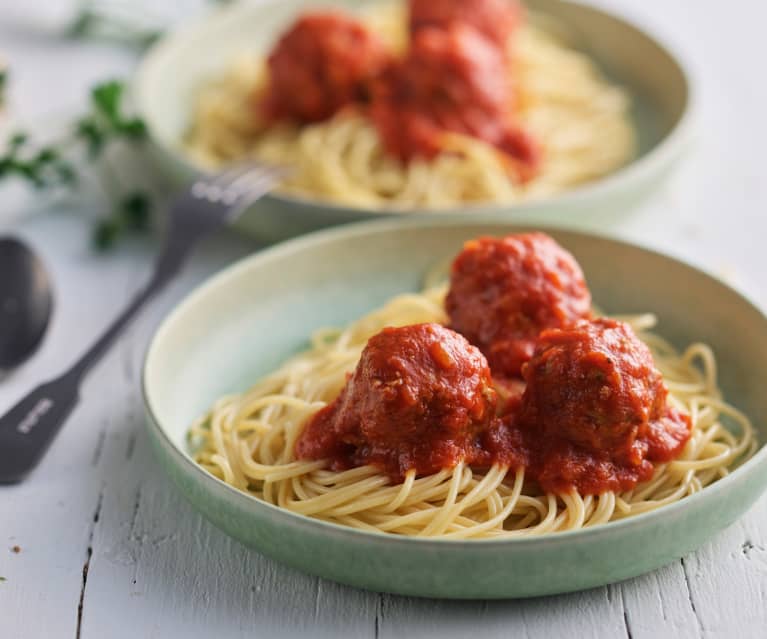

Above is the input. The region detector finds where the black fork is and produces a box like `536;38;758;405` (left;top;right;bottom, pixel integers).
0;163;285;483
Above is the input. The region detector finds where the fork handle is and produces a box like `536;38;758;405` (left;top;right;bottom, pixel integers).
0;162;282;483
0;373;80;483
0;248;186;484
68;263;178;381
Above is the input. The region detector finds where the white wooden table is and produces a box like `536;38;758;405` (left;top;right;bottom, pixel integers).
1;1;767;637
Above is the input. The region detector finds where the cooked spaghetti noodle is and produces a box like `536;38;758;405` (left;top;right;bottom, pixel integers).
184;3;635;208
188;286;757;539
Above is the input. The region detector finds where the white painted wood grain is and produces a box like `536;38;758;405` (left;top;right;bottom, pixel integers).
2;1;767;638
0;214;139;638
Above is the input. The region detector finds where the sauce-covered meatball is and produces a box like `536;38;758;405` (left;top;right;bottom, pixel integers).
295;323;498;481
370;24;540;175
518;318;692;493
262;12;390;123
446;233;592;378
409;0;523;51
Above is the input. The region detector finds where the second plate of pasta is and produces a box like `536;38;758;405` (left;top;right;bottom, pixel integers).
134;0;693;240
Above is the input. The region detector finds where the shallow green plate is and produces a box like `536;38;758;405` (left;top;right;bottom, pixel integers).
142;218;767;599
134;0;693;242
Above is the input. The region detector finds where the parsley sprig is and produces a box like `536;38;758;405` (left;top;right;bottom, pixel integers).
67;10;162;50
0;67;7;107
77;80;148;155
0;78;154;250
0;132;76;188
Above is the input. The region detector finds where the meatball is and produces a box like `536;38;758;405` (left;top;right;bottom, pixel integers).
370;23;540;173
262;12;390;123
518;318;692;492
409;0;523;51
295;323;498;480
521;319;665;460
446;233;592;378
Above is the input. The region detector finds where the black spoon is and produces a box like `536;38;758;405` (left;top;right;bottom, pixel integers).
0;237;53;371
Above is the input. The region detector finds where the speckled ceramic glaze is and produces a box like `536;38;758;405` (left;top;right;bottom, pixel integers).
142;219;767;599
133;0;694;242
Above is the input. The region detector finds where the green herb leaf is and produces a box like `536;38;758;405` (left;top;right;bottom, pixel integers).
120;192;152;230
92;216;123;251
1;75;152;251
67;12;95;39
75;117;105;157
56;160;78;185
87;80;148;142
9;132;28;150
118;118;147;139
74;117;105;157
66;9;163;50
36;147;58;163
91;189;154;250
91;80;123;123
0;68;7;106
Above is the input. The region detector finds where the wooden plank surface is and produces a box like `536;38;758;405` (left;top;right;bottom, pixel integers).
1;1;767;637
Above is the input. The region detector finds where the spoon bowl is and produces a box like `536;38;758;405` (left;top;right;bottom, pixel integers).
0;237;53;371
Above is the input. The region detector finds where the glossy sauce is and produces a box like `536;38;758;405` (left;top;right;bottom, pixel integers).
515;319;692;493
295;323;499;481
370;23;540;177
446;234;592;378
262;12;390;123
409;0;523;52
295;236;692;495
259;3;541;178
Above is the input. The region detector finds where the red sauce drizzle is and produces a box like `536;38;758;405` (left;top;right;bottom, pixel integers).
513;319;691;493
257;2;541;180
370;23;540;178
295;323;502;482
446;233;592;378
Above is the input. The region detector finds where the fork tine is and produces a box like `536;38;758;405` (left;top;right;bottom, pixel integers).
219;165;287;207
190;163;289;207
209;163;258;190
227;164;286;193
190;164;251;201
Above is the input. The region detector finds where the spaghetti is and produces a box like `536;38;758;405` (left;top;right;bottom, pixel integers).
188;286;757;539
184;3;635;209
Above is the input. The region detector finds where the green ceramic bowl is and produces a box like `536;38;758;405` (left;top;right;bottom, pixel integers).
133;0;693;242
143;219;767;599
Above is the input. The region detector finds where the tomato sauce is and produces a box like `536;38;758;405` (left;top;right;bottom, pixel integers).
409;0;523;52
370;23;540;178
295;323;500;481
514;319;692;493
259;4;540;178
295;237;692;496
262;12;390;123
446;234;592;378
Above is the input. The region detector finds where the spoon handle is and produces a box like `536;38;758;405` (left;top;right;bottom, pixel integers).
0;266;179;484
